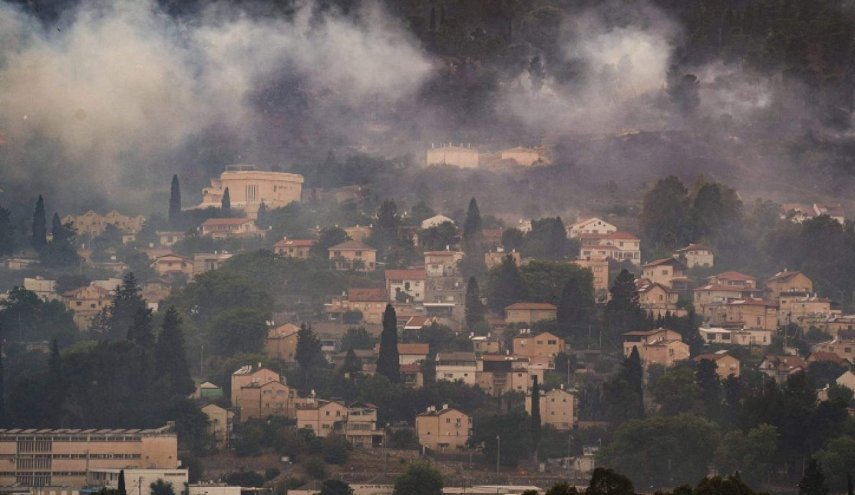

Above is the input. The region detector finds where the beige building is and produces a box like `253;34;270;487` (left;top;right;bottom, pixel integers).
484;249;522;270
710;299;779;331
264;323;300;362
694;283;764;317
231;366;296;420
641;258;687;289
426;145;479;168
274;239;315;259
192;252;233;276
157;231;186;247
152;254;193;278
23;277;59;302
574;257;610;303
622;328;690;368
568;218;617;239
526;388;576;430
759;355;807;384
694;350;741;378
325;288;387;325
62;285;112;329
505;302;557;324
637;280;681;318
200;165;304;218
435;352;478;385
766;270;813;299
812;337;855;363
674;244;714;268
344;404;384;448
344;225;372;242
297;400;348;438
415;406;471;451
500;146;550;166
63;210;146;237
579;232;641;265
424;250;464;277
200;218;262;239
420;214;455;230
477;355;543;397
0;424;177;487
778;293;833;327
699;326;774;347
385;269;426;302
512;331;565;359
201;404;234;451
88;468;188;495
329;240;377;272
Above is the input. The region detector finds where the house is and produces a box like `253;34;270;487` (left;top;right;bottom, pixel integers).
641;258;687;289
201;403;234;451
424;276;466;322
157;231;186;247
579;232;641;265
424;250;464;277
193;252;233;276
421;214;455;230
568;218;617;239
674;244;714;268
694;350;741;378
472;335;501;354
574;257;610;303
345;403;385;448
329;240;377;271
231;365;296;420
836;370;855;393
766;270;813;300
477;355;542;396
485;248;522;270
694;283;764;318
512;330;565;359
63;210;146;237
709;299;779;331
812;335;855;363
637;279;681;318
23;277;59;302
426;144;479;168
501;146;551;166
759;355;807;384
699;326;774;347
505;302;558;325
199;165;304;219
401;363;425;388
622;328;689;368
374;343;430;365
200;218;263;239
62;285;112;329
707;271;757;289
152;254;194;278
194;381;225;400
403;315;436;331
415;406;471;450
274;238;315;259
781;202;845;225
526;388;576;430
385;268;427;302
297;399;348;437
264;323;301;362
807;351;851;367
822;316;855;338
435;352;478;385
778;293;834;327
344;225;372;242
325;288;387;325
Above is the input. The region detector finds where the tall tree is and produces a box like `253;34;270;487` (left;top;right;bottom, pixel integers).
169;175;181;226
375;200;399;251
376;304;400;383
640;176;689;249
127;307;154;348
320;479;353;495
487;255;527;312
464;277;486;332
221;187;231;211
531;375;542;452
463;197;482;245
118;469;127;495
51;213;63;243
100;273;147;341
460;198;485;277
155;307;194;396
605;269;644;346
296;323;323;389
32;195;46;252
800;458;829;495
0;205;14;256
44;338;66;425
556;273;594;339
625;346;645;418
0;343;5;427
393;462;442;495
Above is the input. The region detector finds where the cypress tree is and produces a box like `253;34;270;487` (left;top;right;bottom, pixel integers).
32;195;46;252
463;197;482;241
296;323;323;390
0;343;5;427
376;304;400;382
342;348;362;377
105;273;147;341
127;307;155;348
155;307;194;396
625;346;645;418
45;338;66;425
51;213;63;243
221;187;231;211
464;276;485;332
168;175;181;226
531;375;541;449
0;205;14;256
118;469;127;495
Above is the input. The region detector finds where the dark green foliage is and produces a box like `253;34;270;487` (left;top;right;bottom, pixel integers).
127;307;154;348
296;323;324;390
545;483;578;495
501;227;524;252
221;187;231;211
98;272;148;341
463;197;482;242
0;204;15;255
302;456;327;480
464;277;485;332
522;217;575;260
586;468;634;495
320;479;353;495
693;475;764;495
420;222;459;251
150;480;175;495
486;255;527;312
374;200;399;252
155;307;194;397
40;214;79;268
312;227;348;258
224;471;265;487
32;195;46;252
652;366;700;415
376;305;400;383
799;459;829;495
554;266;596;339
0;287;77;344
340;327;374;351
474;409;533;467
393;462;443;495
816;436;855;493
118;470;127;495
208;308;269;357
714;424;778;486
603;347;644;421
604;270;644;346
530;375;541;449
640;176;689;250
321;436;350;464
169;175;181;226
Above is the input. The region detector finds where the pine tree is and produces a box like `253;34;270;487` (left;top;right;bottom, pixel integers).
488;255;527;312
605;269;644;345
127;307;155;348
221;187;231;211
377;305;401;383
0;205;14;256
169;175;181;226
51;213;63;242
155;306;194;396
531;375;542;450
32;195;46;252
118;469;127;495
464;277;486;332
296;323;323;389
799;458;829;495
105;273;147;341
342;348;362;377
45;338;66;425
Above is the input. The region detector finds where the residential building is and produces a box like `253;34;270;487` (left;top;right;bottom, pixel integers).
500;146;550;166
579;232;641;265
401;363;424;388
567;218;617;239
622;328;689;368
201;403;234;451
694;350;741;378
778;293;834;327
424;276;466;322
420;215;455;230
385;269;426;303
707;299;779;331
329;240;377;272
344;225;372;242
0;424;177;487
397;343;430;365
471;336;501;354
231;365;296;420
707;271;757;289
512;331;565;359
426;144;479;168
807;351;851;367
574;257;610;303
484;248;522;270
812;336;855;363
157;231;186;247
141;278;171;311
199;165;304;218
673;244;714;268
641;258;687;289
766;270;813;300
264;323;300;362
62;210;145;237
435;352;478;385
22;277;58;302
477;355;542;396
344;403;384;448
822;316;855;338
200;218;262;239
837;370;855;393
296;399;348;437
694;283;764;317
273;239;315;259
192;252;233;276
151;254;193;278
505;302;557;325
781;202;844;224
424;250;464;277
62;285;112;329
88;468;188;494
636;279;681;318
699;326;773;347
759;355;807;384
325;288;387;325
525;388;576;430
415;406;471;450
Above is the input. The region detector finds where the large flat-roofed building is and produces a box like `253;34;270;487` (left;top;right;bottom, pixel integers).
199;165;304;219
426;145;479;168
88;468;188;494
0;424;178;487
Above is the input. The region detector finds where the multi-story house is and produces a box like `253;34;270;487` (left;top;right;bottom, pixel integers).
526;388;576;430
274;239;316;259
637;279;681;318
766;270;813;300
201;403;234;451
512;330;565;359
574;257;610;303
200;218;262;239
694;350;741;378
344;403;384;448
325;288;387;325
477;355;542;396
673;243;714;268
296;399;348;438
385;269;427;303
231;365;296;420
567;217;617;238
415;406;471;450
579;232;641;265
622;328;690;368
641;258;688;289
152;254;194;278
505;302;558;325
424;250;464;277
778;293;835;327
62;284;112;329
435;352;478;385
264;323;300;362
329;240;377;272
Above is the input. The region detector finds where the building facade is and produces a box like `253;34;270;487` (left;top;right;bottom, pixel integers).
200;165;304;219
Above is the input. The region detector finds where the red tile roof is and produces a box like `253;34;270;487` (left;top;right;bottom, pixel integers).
385;268;427;281
201;217;253;226
347;288;387;302
505;302;558;311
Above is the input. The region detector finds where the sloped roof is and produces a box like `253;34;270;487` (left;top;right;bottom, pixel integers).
201;217;253;226
767;270;808;284
505;302;557;311
330;240;376;252
710;271;756;281
385;268;427;281
347;288;387;302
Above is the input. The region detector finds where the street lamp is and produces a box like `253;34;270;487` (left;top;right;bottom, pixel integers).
496;435;500;476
